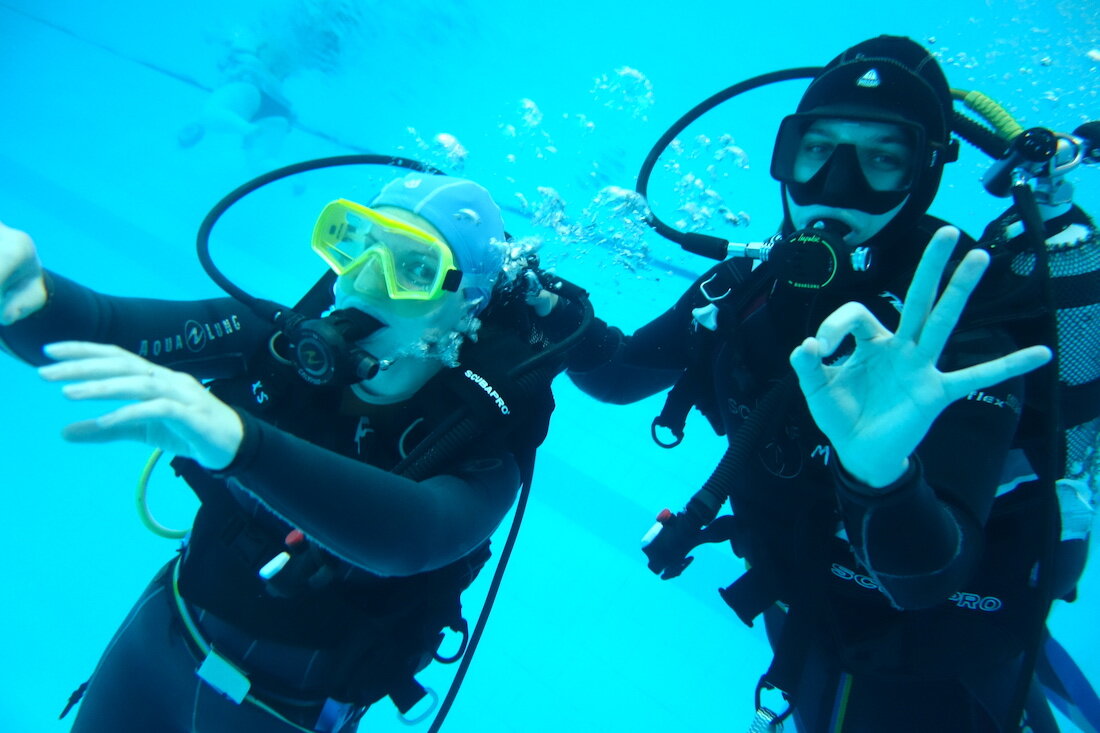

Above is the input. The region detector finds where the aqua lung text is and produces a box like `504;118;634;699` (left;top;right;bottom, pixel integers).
136;316;243;357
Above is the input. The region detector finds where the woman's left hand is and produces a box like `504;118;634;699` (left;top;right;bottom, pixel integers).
38;341;244;470
789;226;1052;489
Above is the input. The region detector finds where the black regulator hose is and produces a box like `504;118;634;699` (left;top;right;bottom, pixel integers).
417;296;595;733
635;67;822;260
643;369;800;579
1074;121;1100;165
690;371;799;524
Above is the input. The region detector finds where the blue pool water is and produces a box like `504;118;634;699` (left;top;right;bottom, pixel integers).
0;0;1097;730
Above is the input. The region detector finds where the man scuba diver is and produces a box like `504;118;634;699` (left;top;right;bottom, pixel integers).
0;172;566;732
538;36;1095;731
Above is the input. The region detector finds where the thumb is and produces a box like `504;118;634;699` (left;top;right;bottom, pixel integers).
1;278;48;327
0;223;48;325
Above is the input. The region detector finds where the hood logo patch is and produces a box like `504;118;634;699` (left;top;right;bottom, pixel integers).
857;69;881;88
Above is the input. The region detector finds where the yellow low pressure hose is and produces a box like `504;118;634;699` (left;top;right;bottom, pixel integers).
136;448;189;539
952;87;1024;141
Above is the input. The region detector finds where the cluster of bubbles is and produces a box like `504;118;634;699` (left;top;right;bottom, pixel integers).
924;25;1100;122
514;186;654;275
930;46;981;72
499;98;560;163
662;134;751;233
402;128;469;173
511;187;568;243
487;61;755;281
402;314;476;368
489;57;755;280
490;86;655;275
499;236;544;287
572;185;654;272
926;38;982;73
591;66;655;121
399;233;561;369
487;62;757;281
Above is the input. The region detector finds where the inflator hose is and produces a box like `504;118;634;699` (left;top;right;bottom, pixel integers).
687;371;800;526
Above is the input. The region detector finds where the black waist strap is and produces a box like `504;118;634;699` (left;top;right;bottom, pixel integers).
164;557;349;730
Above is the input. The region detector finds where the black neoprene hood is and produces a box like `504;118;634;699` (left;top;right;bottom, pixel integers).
778;35;958;257
797;36;952;147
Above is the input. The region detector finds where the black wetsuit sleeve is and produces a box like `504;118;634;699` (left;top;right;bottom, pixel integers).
565;271;712;404
832;327;1025;610
217;411;522;577
0;271;269;378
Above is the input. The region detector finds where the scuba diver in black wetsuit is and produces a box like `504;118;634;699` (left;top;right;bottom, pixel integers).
532;36;1100;731
0;169;583;732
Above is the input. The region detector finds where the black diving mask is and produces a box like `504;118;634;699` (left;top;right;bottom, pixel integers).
772;113;924;215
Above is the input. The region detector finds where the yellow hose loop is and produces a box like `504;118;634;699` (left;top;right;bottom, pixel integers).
953;88;1024;140
136;448;189;540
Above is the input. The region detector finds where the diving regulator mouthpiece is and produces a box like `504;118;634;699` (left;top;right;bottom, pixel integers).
283;308;385;387
727;219;871;292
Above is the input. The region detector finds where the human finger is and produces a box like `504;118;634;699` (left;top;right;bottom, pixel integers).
39;342;161;381
57;373;186;403
941;345;1053;402
812;301;890;356
915;249;990;361
789;336;832;395
59;398;178;443
39;357;155;383
42;341;139;362
59;416;143;443
895;226;959;343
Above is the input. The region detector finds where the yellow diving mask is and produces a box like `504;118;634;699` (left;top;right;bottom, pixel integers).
311;198;463;301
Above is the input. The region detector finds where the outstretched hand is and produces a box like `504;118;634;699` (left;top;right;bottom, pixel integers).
38;342;244;470
789;226;1052;489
